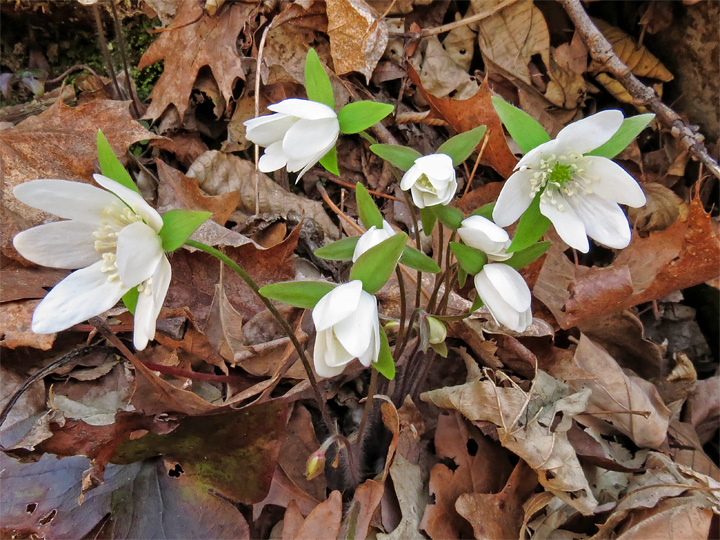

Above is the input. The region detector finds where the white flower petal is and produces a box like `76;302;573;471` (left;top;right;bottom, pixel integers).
323;329;355;368
353;224;395;262
400;164;423;190
31;260;126;333
569;193;633;249
333;291;377;358
13;221;100;269
482;263;531;312
313;329;351;378
269;98;337;120
283;117;339;171
258;141;288;173
93;175;163;232
474;270;522;331
115;221;163;288
13;179;120;223
244;113;295;147
312;280;362;331
414;154;454;179
539;196;590;252
294;137;338;181
458;215;511;256
556;110;624;154
516;139;560;170
583;156;647;207
492;169;535;226
133;255;171;350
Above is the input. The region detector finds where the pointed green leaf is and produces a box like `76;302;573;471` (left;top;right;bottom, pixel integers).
304;48;334;109
505;241;552;270
588;113;655;159
373;326;395;380
449;242;487;275
431;341;448;358
319;146;339;175
259;281;336;309
369;144;421;171
420;206;437;236
507;194;551;253
160;210;211;252
470;292;484;313
471;202;495;220
314;236;359;261
122;287;139;315
457;265;468;288
491;96;550;154
350;232;408;294
433;205;463;231
436;125;487;166
338;101;394;134
399;246;440;273
356;183;383;229
97;130;139;194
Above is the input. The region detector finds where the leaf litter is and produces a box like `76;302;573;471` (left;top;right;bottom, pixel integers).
0;1;718;539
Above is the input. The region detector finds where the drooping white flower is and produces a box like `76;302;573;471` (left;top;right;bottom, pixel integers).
12;175;172;350
492;110;647;253
474;263;532;332
311;280;380;378
352;220;396;262
400;153;457;208
244;98;340;180
457;215;512;261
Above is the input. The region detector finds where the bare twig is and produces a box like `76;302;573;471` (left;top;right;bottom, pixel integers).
109;1;141;118
558;0;720;180
91;5;124;101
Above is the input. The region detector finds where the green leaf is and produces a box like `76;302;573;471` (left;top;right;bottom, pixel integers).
420;206;437;236
491;96;551;154
350;232;408;294
457;265;468;288
449;242;487;275
319;146;339;175
436;125;487;166
356;183;383;229
588;113;655;159
399;246;440;273
97;130;139;194
431;341;448;358
507;194;551;253
314;237;358;261
471;202;495;220
304;48;334;109
470;293;484;313
259;281;336;309
373;326;395;380
369;144;421;171
160;209;212;252
433;205;464;231
505;241;552;270
122;287;139;315
338;101;394;134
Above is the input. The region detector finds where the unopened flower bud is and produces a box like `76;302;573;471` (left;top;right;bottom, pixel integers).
427;316;447;344
305;449;326;480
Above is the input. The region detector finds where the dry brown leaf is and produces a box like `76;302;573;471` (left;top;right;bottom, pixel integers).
472;0;550;85
156;160;240;226
340;479;384;540
668;421;720;481
544;57;587;110
290;490;343;540
0;99;156;257
377;454;427;540
570;335;671;449
281;500;305;540
203;283;244;364
187;151;340;238
150;132;209;169
252;466;321;521
277;405;326;502
415;36;479;101
534;196;720;329
422;369;599;515
326;0;387;82
138;0;256;119
0;261;67;303
627;182;687;233
592;18;674;81
407;66;518;178
455;460;539;540
0;300;55;350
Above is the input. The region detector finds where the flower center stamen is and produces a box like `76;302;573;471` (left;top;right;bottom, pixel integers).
527;151;595;212
93;206;144;285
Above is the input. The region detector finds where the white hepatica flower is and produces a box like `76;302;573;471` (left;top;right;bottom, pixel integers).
492;110;647;253
352;220;395;262
400;153;457;208
13;175;171;350
244;98;340;180
311;280;380;378
457;215;512;261
474;263;532;332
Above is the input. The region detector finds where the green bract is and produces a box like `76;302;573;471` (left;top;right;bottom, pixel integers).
338;102;394;134
97;129;140;194
356;183;384;229
350;232;408;294
368;144;421;171
589;113;655;159
159;210;212;252
504;241;552;270
450;242;487;275
258;281;336;309
491;96;550;153
314;237;359;260
304;48;334;109
374;327;395;379
506;194;551;253
436;125;487;167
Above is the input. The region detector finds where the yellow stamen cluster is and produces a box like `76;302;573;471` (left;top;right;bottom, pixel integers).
527;151;596;211
93;206;144;286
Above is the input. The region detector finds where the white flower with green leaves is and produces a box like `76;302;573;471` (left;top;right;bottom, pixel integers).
13;175;172;350
311;280;380;378
457;215;512;261
400;153;457;208
474;263;532;332
492;109;647;253
352;220;395;262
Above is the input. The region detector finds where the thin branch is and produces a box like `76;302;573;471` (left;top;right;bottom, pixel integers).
558;0;720;180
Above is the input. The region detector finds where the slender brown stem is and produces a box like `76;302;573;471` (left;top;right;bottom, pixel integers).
355;368;378;453
394;266;407;357
109;1;141;118
185;239;336;437
91;5;124;101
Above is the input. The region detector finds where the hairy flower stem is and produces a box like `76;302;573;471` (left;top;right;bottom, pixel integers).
355;368;378;455
185;240;337;439
394;266;407;357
